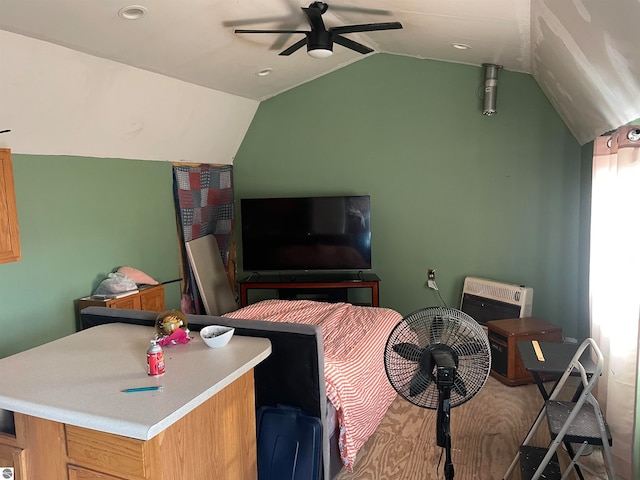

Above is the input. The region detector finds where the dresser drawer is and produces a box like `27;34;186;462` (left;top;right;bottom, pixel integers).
68;464;128;480
66;425;155;479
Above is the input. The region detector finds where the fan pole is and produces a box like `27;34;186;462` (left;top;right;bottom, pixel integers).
437;385;455;480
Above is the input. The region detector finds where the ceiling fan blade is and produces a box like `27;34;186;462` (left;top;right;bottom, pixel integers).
331;21;403;35
235;29;308;34
409;368;432;397
224;16;298;28
303;5;327;31
327;5;392;16
270;34;297;51
225;0;303;26
333;34;372;54
392;342;424;362
279;38;308;56
226;0;307;51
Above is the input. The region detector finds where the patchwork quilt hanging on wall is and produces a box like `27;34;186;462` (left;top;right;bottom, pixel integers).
172;164;235;314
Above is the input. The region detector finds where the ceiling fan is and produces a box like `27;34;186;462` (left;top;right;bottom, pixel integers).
234;1;402;58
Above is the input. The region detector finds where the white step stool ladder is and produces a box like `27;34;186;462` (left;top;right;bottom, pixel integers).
503;337;615;480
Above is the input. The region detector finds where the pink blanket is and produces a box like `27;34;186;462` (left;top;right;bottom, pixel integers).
225;299;400;471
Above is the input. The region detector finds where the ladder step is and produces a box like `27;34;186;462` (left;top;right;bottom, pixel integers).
519;446;561;480
546;400;612;445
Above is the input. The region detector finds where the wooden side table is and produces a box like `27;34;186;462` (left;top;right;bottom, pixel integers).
487;317;563;386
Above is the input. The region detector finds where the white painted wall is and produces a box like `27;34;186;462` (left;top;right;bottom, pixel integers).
0;31;259;163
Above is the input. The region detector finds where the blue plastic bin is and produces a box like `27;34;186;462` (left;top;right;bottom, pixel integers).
257;404;322;480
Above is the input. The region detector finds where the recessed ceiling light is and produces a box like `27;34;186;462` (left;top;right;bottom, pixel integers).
118;5;148;20
451;43;471;50
256;68;272;77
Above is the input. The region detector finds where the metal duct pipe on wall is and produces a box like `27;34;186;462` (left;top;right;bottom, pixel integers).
482;63;502;116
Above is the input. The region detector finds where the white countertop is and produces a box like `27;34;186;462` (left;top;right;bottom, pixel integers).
0;323;271;440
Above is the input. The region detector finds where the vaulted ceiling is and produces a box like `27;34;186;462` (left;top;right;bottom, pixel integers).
1;0;638;144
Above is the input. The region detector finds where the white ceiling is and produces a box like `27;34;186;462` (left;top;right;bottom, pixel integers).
1;0;638;144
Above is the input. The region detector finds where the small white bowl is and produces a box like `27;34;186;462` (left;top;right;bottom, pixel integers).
200;325;235;348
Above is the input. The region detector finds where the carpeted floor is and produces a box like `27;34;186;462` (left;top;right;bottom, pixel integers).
335;375;608;480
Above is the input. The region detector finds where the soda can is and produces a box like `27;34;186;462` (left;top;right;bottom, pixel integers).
147;339;165;376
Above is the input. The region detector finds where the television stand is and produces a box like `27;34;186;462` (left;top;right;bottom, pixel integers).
239;272;380;307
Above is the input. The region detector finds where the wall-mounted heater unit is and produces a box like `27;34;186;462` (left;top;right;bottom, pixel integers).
460;276;533;325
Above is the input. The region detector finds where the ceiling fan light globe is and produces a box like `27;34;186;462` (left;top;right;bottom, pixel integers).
308;48;333;58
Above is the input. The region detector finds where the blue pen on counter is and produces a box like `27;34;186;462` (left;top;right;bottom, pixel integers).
121;386;164;393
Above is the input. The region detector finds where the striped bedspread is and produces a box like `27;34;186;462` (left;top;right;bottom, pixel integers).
224;299;401;471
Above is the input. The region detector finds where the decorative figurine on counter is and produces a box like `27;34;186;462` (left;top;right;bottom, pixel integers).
155;310;191;346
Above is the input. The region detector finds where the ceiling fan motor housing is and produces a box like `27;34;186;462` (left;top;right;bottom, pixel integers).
307;30;333;53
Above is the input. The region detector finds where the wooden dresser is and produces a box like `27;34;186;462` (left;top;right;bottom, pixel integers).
77;284;165;313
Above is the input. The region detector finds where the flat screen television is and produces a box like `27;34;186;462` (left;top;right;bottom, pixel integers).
240;195;371;272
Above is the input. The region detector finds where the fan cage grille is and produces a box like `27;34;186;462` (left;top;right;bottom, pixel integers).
384;307;491;410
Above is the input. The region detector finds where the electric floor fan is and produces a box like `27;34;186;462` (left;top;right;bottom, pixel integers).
384;306;491;480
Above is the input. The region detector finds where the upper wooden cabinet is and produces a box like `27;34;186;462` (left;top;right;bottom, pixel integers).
0;148;21;263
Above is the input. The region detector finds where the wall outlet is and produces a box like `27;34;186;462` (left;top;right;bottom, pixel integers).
427;268;438;290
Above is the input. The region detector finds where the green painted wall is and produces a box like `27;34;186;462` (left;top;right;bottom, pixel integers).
233;54;584;336
0;155;181;358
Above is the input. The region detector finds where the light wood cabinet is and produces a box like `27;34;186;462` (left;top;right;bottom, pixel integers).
0;433;26;480
12;370;257;480
0;324;270;480
77;285;165;314
0;148;21;264
139;285;165;312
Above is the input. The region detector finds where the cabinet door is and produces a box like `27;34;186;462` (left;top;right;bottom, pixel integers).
139;286;164;312
109;295;141;310
0;149;21;264
0;442;26;480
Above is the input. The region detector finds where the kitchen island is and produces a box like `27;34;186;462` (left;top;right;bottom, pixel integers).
0;322;271;480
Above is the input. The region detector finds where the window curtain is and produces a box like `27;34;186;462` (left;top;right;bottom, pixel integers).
589;125;640;479
172;164;235;314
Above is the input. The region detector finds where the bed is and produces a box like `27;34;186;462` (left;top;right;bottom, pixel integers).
224;299;400;474
80;299;401;479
